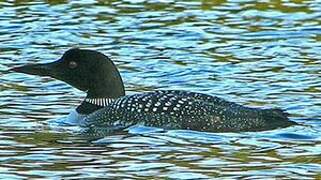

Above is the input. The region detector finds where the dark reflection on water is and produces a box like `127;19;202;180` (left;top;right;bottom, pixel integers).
1;0;321;179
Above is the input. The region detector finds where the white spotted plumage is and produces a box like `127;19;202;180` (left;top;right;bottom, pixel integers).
82;90;291;133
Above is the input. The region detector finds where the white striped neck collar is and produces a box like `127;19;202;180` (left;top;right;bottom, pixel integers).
84;98;115;107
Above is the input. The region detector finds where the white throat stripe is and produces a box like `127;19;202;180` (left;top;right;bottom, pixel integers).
84;98;114;107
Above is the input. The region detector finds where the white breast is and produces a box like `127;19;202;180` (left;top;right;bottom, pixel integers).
65;109;88;126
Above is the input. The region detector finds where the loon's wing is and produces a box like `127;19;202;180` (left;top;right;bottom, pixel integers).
155;90;242;108
82;90;294;132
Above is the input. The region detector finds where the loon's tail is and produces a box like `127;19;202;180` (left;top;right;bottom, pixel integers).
262;108;298;127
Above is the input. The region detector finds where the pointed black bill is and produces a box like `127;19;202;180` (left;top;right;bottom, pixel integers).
10;60;61;77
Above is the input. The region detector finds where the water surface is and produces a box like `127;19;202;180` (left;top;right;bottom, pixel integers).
1;0;321;179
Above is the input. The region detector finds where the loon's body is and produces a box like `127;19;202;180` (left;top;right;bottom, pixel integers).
11;48;296;133
81;90;294;132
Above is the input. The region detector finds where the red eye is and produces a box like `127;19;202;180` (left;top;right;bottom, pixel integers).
69;61;77;69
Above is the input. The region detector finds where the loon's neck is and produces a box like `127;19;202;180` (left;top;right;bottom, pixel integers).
77;55;125;114
76;96;117;115
77;75;125;115
84;97;115;107
86;82;125;99
76;61;125;114
80;81;125;114
86;68;126;99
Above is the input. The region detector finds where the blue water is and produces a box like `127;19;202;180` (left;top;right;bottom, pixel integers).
1;0;321;179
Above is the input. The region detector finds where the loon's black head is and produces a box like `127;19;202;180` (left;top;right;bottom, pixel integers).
11;48;125;98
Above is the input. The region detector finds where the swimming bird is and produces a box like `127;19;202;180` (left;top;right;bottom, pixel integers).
11;48;296;133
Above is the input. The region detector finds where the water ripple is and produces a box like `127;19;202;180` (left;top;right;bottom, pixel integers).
1;0;321;179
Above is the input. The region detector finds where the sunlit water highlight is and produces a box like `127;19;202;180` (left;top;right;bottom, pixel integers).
1;0;321;179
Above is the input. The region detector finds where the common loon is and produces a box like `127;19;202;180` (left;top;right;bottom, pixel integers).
11;48;296;133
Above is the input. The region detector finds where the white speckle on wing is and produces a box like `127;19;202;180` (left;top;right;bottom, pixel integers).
178;100;184;104
82;90;277;133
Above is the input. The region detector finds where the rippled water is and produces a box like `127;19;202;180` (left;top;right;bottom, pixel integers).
1;0;321;179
